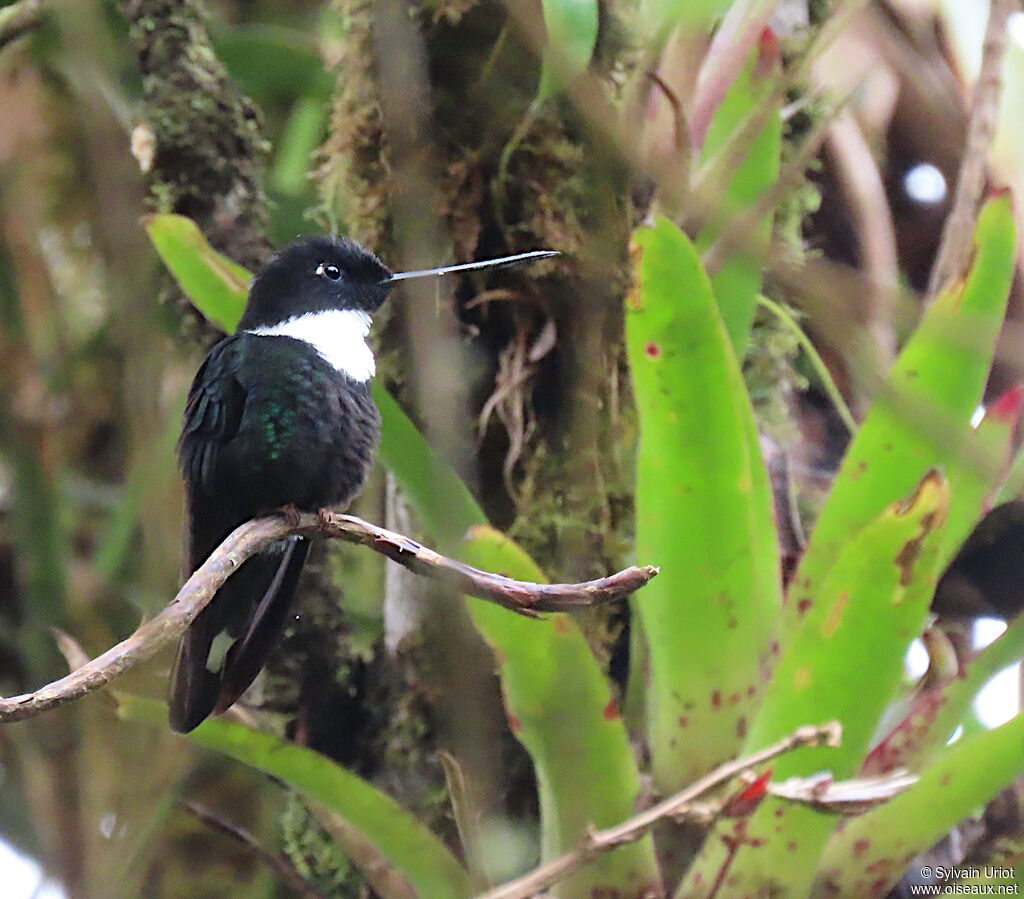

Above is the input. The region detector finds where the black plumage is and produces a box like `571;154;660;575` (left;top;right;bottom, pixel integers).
170;237;390;732
169;237;557;732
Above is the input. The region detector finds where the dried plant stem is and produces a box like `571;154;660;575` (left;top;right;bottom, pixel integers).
0;0;46;51
179;801;329;899
927;0;1015;299
756;295;858;435
478;722;842;899
0;510;657;724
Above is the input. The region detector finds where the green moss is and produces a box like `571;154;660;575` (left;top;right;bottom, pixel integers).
280;792;360;896
124;0;270;277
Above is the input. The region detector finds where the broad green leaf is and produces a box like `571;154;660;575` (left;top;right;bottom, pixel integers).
627;216;781;790
272;98;329;196
698;37;781;355
638;0;732;40
937;385;1022;566
462;528;660;897
375;397;659;894
785;196;1017;640
371;384;481;543
144;214;249;332
117;695;472;899
681;471;949;897
536;0;598;100
212;24;335;105
816;712;1024;897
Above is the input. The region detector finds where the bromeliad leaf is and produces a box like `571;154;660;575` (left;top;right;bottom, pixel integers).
117;695;472;899
626;215;781;791
681;470;949;897
536;0;598;100
144;214;249;333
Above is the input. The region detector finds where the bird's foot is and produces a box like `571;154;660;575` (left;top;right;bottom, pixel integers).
278;503;302;527
316;507;335;531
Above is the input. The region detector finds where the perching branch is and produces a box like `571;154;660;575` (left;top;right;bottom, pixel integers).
0;510;658;724
477;722;842;899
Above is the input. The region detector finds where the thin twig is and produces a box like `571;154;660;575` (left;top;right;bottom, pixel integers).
825;110;899;361
926;0;1015;299
0;0;46;51
179;801;329;899
756;294;858;435
477;722;842;899
0;511;658;724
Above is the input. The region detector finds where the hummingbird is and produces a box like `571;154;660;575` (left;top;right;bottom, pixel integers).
170;236;557;732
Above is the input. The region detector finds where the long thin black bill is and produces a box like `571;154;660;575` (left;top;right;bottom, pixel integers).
385;249;559;283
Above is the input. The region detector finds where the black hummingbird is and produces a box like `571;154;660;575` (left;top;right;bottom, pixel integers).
170;236;557;732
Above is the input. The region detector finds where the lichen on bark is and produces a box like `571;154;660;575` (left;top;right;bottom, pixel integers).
121;0;271;337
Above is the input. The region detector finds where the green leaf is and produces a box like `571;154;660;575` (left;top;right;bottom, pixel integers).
785;196;1017;641
144;214;249;332
117;695;472;899
817;712;1024;897
272;98;329;196
680;470;949;897
639;0;732;39
697;40;781;355
461;528;660;897
212;24;335;106
373;396;659;894
626;216;781;789
937;385;1022;566
536;0;598;100
370;384;482;543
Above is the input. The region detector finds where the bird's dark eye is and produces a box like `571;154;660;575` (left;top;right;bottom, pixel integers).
316;262;342;281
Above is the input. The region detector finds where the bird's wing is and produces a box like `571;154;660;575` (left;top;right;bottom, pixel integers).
171;335;310;732
178;337;247;525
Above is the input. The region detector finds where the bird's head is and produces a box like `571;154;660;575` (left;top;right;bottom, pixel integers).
239;236;393;330
238;234;559;332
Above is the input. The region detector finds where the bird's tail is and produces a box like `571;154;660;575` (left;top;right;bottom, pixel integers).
168;537;309;733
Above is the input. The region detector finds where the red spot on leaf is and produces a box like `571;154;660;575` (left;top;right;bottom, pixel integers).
711;690;722;708
853;839;871;857
756;27;780;77
603;698;619;721
507;713;521;733
797;598;812;615
736;716;747;739
678;716;689;728
644;341;661;359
